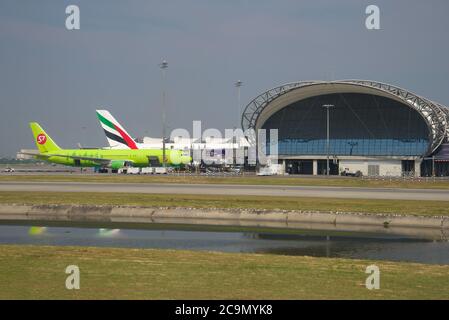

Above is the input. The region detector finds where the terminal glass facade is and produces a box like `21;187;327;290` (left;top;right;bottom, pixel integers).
262;93;430;156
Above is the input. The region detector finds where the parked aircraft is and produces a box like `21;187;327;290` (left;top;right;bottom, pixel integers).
22;122;191;170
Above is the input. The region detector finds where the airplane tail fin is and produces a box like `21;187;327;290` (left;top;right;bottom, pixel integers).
29;122;61;154
96;109;138;149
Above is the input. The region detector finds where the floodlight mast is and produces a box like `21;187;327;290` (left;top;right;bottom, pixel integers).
234;80;243;166
235;80;243;129
322;104;335;176
159;59;168;168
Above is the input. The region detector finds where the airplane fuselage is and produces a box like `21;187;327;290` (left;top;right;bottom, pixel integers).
39;148;190;168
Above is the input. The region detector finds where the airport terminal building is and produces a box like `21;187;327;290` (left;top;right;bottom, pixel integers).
241;80;449;177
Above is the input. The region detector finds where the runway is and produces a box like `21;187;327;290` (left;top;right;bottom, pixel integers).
1;181;449;201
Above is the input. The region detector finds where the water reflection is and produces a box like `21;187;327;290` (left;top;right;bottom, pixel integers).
28;226;47;236
1;225;447;265
98;229;121;237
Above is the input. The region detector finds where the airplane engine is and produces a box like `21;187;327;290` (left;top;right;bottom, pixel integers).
109;160;133;170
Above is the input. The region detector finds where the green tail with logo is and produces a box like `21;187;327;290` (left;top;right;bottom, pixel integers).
30;122;61;154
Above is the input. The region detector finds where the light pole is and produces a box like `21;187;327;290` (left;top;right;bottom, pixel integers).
347;141;358;156
235;80;243;129
322;104;335;176
234;80;243;166
159;59;168;168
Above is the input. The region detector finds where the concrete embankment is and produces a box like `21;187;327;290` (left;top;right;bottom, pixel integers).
0;204;448;239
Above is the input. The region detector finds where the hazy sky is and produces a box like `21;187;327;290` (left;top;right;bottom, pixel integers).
1;0;448;156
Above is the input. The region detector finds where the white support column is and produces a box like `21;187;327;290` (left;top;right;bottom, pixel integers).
414;159;422;177
313;160;318;176
282;159;286;175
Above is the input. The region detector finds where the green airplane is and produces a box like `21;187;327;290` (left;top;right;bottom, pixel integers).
25;122;191;170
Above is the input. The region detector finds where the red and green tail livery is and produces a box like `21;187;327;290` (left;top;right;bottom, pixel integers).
96;110;138;149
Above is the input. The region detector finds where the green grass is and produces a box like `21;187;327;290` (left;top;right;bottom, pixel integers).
1;191;449;216
2;174;449;189
0;245;448;299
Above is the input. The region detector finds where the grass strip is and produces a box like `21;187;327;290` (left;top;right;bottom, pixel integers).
0;245;448;299
1;191;449;216
2;174;449;189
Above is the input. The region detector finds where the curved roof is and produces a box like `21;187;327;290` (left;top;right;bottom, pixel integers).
241;80;449;155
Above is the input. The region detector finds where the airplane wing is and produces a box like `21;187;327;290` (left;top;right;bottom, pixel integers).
18;152;90;162
47;154;134;168
48;154;112;165
18;151;132;167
